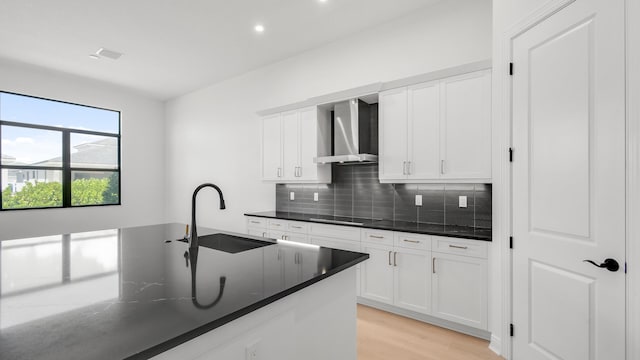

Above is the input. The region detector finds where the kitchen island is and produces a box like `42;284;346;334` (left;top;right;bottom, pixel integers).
0;224;368;360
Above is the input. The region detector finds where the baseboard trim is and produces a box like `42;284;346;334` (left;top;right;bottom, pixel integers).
489;334;502;356
357;297;491;341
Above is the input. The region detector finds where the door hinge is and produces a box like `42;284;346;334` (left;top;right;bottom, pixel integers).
509;236;513;249
509;148;513;162
509;62;514;76
510;324;514;337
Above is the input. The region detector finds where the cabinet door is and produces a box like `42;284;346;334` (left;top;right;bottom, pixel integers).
431;252;487;329
262;114;282;181
440;70;492;180
360;243;394;304
247;228;268;238
297;107;318;181
393;248;431;314
379;87;408;181
281;110;299;180
408;82;441;179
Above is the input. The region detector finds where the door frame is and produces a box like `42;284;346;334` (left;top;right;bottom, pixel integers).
493;0;638;358
626;1;640;359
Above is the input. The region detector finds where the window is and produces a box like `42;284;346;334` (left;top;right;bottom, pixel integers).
0;91;121;210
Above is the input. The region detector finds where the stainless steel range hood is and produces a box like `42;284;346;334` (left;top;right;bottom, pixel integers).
314;99;378;164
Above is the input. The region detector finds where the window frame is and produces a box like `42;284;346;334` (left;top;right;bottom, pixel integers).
0;91;121;211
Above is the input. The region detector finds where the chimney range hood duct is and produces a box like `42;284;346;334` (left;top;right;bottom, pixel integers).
314;99;378;164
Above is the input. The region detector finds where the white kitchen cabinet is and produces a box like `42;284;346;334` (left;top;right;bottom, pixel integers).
360;231;432;315
261;114;282;181
379;70;491;183
360;243;394;304
379;87;408;181
393;247;431;314
261;107;331;183
309;233;362;296
431;237;488;330
440;71;492;179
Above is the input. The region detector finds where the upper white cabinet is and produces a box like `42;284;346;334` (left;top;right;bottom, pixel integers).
261;107;331;183
379;69;492;183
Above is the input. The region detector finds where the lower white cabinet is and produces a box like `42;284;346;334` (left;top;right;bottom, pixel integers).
431;248;488;329
361;234;431;315
393;247;431;314
246;216;488;331
360;243;394;304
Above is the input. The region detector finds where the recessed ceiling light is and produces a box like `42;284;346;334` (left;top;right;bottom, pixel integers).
318;0;328;3
254;24;265;33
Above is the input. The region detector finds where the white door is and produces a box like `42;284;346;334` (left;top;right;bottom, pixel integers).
393;248;431;314
379;87;408;181
297;107;317;181
440;70;492;180
262;114;282;181
512;0;626;359
431;252;487;329
360;244;394;304
407;81;440;179
281;110;299;180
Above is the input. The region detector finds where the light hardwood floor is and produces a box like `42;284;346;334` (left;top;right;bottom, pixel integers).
357;305;504;360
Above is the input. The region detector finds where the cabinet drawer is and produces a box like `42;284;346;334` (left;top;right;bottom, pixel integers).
432;236;488;258
310;235;360;253
269;231;287;240
308;223;361;241
269;219;288;230
286;221;308;234
282;232;310;244
246;217;268;229
361;229;394;246
394;232;431;251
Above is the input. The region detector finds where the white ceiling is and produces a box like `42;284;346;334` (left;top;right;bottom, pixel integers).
0;0;441;100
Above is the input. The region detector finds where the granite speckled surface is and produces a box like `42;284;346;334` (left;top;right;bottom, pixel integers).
0;224;367;360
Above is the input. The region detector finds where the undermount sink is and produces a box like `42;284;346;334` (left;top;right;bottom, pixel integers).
178;233;273;254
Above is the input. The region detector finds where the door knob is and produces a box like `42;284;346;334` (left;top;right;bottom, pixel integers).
583;258;619;272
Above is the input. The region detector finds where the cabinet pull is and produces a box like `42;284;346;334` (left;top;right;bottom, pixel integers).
403;239;420;244
297;167;302;177
449;244;468;250
402;161;407;175
369;235;385;239
273;223;281;227
292;226;302;229
250;221;261;224
407;161;411;175
262;232;266;237
393;252;397;266
388;251;392;266
433;257;436;273
277;167;282;177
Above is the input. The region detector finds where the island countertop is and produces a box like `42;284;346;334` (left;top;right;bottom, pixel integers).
0;223;368;360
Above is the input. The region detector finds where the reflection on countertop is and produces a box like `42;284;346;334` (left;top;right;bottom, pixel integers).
245;211;492;241
0;224;368;360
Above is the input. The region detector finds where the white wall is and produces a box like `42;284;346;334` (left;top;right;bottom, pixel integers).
0;59;166;240
164;0;492;234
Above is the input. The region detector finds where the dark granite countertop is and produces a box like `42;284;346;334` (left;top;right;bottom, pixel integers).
0;224;368;360
245;211;492;241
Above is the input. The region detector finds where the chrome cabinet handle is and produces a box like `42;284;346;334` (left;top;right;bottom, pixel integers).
297;167;302;177
393;252;397;267
262;232;266;237
402;161;407;175
369;235;384;239
388;251;392;266
292;226;302;229
277;167;282;177
403;239;420;244
449;244;468;250
407;161;411;175
250;221;260;224
440;160;445;174
432;257;436;274
273;223;281;226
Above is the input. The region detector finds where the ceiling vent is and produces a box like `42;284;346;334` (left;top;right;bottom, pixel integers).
96;48;123;60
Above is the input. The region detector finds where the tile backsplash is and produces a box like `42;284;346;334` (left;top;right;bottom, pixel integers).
276;164;491;229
